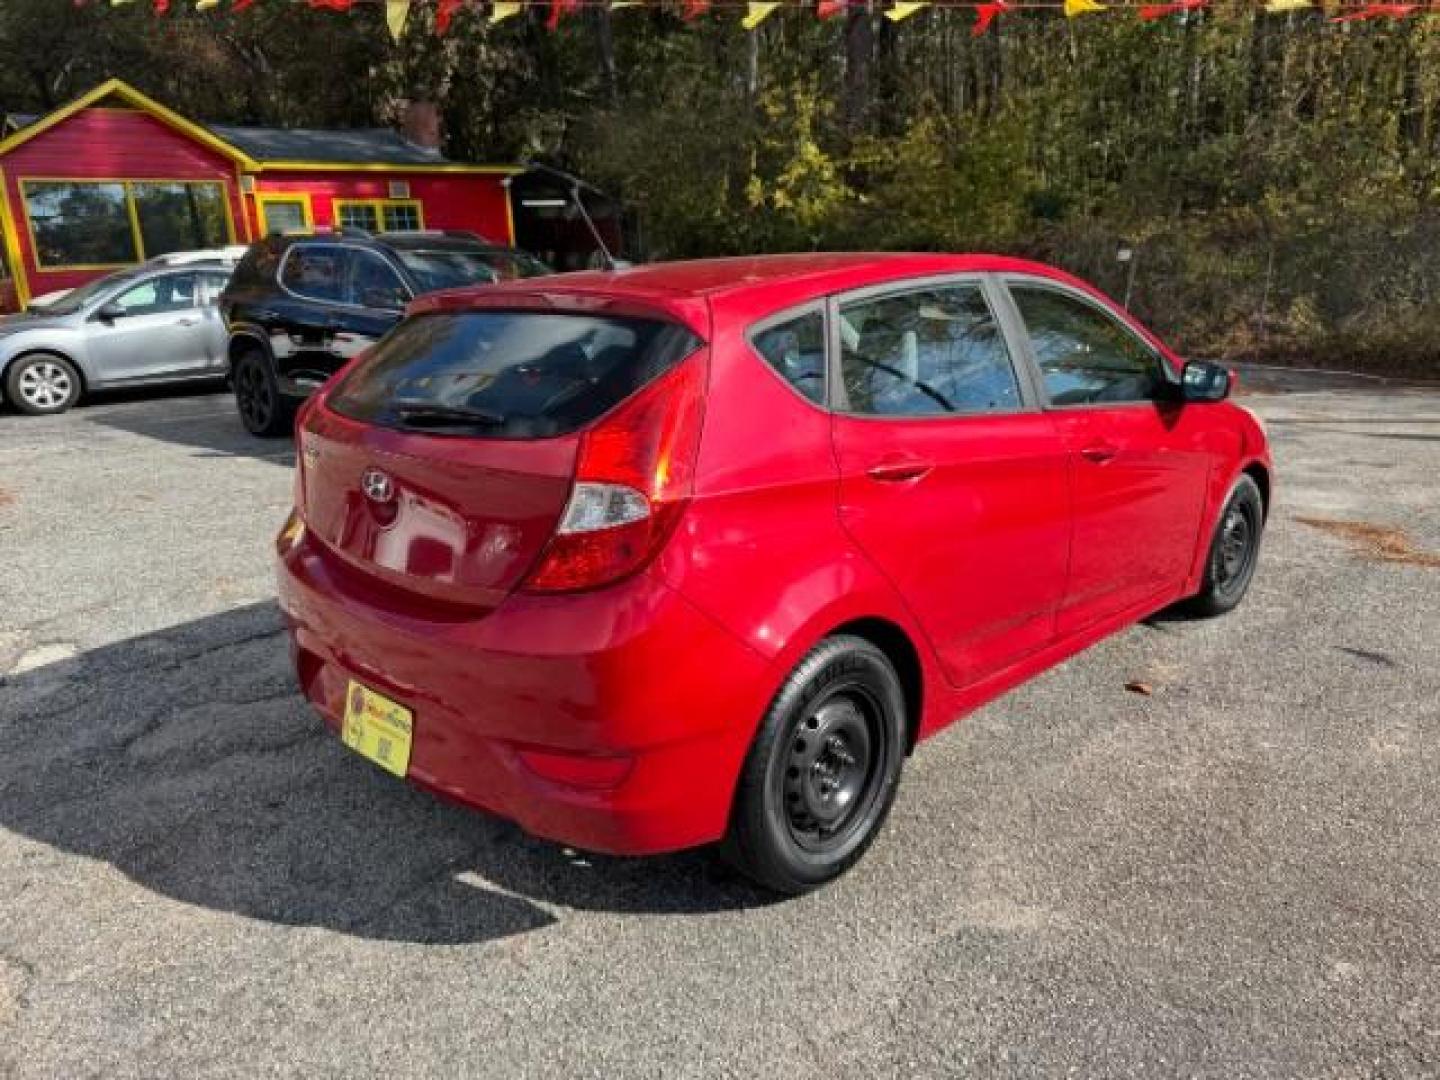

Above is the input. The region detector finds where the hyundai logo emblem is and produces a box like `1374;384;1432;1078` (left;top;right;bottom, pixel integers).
361;468;395;504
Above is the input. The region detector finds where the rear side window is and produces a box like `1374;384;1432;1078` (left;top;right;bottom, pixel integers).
328;311;703;439
281;244;351;305
751;309;826;405
838;284;1021;417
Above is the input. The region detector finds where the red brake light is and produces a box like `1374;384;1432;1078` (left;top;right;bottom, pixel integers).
523;355;705;593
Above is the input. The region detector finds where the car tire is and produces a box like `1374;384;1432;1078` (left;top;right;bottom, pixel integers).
1184;474;1265;617
233;349;294;438
5;353;81;415
721;634;907;895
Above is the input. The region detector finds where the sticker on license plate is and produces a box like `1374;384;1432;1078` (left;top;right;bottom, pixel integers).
341;680;413;778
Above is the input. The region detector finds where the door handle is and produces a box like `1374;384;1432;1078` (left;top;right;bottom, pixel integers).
866;458;934;483
1080;442;1118;464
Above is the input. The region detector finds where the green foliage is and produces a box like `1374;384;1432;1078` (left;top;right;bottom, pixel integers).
2;2;1439;372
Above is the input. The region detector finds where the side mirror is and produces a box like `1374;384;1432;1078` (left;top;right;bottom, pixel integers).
95;301;127;322
1181;359;1231;403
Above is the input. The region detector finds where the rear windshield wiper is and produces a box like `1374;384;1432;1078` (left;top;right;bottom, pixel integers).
392;402;507;429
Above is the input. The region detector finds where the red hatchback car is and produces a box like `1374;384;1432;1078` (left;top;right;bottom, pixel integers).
277;253;1271;893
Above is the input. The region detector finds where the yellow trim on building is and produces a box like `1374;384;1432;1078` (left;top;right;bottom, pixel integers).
333;197;425;231
0;166;31;308
503;186;517;247
255;192;315;234
254;161;524;176
0;80;261;170
17;175;238;271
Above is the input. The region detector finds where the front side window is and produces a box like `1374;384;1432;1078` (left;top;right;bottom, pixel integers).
751;309;826;405
838;283;1021;417
280;244;351;305
24;181;136;268
347;250;409;310
111;273;199;317
394;249;551;291
1008;284;1168;406
130;182;228;257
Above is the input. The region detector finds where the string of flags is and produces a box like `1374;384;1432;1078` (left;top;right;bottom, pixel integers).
96;0;1440;37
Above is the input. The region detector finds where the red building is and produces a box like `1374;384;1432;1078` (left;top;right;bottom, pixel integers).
0;79;525;313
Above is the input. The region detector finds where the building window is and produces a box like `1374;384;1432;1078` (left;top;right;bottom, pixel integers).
21;179;231;270
257;195;311;235
334;199;424;233
23;181;136;268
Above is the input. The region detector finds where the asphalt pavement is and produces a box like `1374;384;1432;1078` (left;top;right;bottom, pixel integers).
0;368;1436;1078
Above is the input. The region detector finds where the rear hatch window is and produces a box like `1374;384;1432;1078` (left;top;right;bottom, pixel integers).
327;310;702;439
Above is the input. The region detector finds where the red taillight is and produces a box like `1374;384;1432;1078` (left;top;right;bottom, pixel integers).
523;356;705;593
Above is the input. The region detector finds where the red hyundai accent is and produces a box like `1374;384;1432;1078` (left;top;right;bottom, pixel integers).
277;254;1271;893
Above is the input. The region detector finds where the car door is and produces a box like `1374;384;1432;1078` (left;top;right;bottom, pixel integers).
274;244;404;387
82;271;212;383
829;276;1071;689
196;270;235;371
999;278;1212;634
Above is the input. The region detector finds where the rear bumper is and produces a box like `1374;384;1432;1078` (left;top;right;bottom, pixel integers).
277;524;772;855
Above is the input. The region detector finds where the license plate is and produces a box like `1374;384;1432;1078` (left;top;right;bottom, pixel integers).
341;680;413;778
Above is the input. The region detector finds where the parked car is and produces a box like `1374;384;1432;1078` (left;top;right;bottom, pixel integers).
220;230;551;436
25;246;249;313
0;259;236;415
275;253;1272;894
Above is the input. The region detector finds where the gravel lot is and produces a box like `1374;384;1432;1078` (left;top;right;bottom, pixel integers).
1;368;1437;1079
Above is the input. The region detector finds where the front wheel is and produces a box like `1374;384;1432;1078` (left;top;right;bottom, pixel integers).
233;350;294;438
6;353;81;415
1184;474;1265;617
722;635;907;895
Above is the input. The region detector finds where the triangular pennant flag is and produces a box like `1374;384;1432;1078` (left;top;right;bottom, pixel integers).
610;0;642;8
490;0;522;20
1331;1;1416;18
1263;0;1310;10
110;0;137;5
435;0;463;32
232;0;257;10
742;0;779;24
1138;0;1206;20
309;0;354;9
547;0;579;28
972;0;1008;36
153;0;169;11
196;0;221;8
885;1;927;20
817;0;847;17
1064;0;1106;15
682;0;711;19
385;0;410;39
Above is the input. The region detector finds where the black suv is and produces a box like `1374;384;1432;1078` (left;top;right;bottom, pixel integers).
220;231;550;436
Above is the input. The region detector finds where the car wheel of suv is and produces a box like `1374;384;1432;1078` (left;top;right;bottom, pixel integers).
233;350;293;438
1184;474;1265;617
722;634;906;895
6;353;81;415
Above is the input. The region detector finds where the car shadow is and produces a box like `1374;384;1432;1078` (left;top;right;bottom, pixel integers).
0;602;774;946
77;382;296;466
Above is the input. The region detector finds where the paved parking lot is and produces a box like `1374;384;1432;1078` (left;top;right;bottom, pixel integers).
1;369;1437;1078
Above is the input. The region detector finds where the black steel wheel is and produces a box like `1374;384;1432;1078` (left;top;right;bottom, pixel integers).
233;350;293;438
722;634;907;894
1185;474;1265;616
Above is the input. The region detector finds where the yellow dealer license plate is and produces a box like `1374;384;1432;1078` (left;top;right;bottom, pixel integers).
341;680;413;778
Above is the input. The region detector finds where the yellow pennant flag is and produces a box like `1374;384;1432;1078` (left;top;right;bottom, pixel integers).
1264;0;1310;9
490;1;523;21
1064;0;1106;14
385;0;410;40
885;1;928;20
195;0;221;8
741;0;779;26
610;0;642;7
110;0;138;5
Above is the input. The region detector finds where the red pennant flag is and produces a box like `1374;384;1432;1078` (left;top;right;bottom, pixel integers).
308;0;355;9
436;0;464;31
972;0;1008;36
1138;0;1207;19
1331;1;1416;19
153;0;170;12
682;0;712;18
232;0;259;10
817;0;847;17
547;0;579;28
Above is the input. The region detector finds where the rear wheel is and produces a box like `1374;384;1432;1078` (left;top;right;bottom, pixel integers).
6;353;81;415
722;635;906;895
1184;474;1265;616
233;350;293;438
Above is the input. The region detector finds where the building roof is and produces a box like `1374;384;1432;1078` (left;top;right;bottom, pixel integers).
208;123;449;167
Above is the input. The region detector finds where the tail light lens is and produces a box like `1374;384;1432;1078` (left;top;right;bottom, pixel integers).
523;354;705;593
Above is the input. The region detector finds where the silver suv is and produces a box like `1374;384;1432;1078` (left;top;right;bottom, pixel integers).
0;261;235;415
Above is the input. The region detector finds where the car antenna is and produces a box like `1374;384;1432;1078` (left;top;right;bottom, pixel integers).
521;161;622;272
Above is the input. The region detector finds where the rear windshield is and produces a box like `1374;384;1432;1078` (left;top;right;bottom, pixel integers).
327;311;702;439
394;249;551;292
